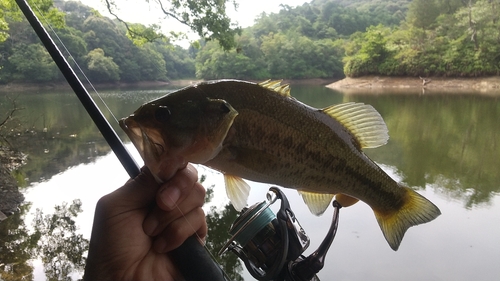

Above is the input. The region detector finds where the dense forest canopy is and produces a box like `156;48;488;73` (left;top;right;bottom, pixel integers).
1;0;499;84
0;1;197;83
196;0;500;79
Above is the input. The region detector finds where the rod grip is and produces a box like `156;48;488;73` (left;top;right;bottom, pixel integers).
171;236;226;280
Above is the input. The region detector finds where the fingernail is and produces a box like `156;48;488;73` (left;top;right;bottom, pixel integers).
160;185;181;209
143;218;158;236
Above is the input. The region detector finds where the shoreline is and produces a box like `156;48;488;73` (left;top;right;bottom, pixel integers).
3;76;500;94
326;76;500;95
0;79;176;93
0;78;338;92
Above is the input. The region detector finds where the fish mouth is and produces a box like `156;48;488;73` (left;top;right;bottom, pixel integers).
119;117;165;161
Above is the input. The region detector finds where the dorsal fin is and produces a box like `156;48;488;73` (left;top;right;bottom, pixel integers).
323;102;389;149
258;79;291;97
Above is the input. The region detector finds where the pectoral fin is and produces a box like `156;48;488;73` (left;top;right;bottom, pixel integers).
298;191;334;216
224;174;251;211
335;193;359;207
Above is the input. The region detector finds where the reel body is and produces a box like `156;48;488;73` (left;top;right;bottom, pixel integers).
219;187;341;281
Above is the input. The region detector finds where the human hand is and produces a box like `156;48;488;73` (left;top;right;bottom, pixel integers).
83;164;207;281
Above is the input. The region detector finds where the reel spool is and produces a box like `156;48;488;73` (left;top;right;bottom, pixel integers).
219;187;341;281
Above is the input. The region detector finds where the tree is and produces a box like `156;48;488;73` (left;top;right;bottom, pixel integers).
135;46;167;81
407;0;440;31
103;0;241;50
8;43;59;82
85;48;120;82
343;25;392;77
0;0;64;43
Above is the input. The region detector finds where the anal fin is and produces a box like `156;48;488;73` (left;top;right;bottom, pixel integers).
335;193;359;207
298;191;334;216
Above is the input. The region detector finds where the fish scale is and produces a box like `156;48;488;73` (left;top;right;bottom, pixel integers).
120;79;441;250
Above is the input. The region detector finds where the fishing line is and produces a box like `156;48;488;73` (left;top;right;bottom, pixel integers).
32;3;120;124
31;4;232;279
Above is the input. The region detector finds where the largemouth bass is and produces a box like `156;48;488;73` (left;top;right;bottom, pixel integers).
119;80;440;250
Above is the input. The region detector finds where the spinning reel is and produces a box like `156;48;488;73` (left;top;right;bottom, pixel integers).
219;187;341;281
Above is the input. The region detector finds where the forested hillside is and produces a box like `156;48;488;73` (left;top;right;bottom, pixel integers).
195;0;411;79
343;0;500;77
0;1;195;84
196;0;500;79
1;0;499;83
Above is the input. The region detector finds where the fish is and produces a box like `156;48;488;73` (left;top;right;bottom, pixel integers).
119;79;441;251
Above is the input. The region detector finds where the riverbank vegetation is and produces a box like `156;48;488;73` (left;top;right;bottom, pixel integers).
0;1;201;84
196;0;500;79
1;0;499;84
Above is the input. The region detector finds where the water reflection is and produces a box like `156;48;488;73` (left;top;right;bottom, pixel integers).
342;93;500;208
0;201;88;280
1;85;500;280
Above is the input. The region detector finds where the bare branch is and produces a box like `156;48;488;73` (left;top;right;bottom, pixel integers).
0;96;22;129
103;0;164;43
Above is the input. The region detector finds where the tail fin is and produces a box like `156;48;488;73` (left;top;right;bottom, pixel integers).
374;187;441;251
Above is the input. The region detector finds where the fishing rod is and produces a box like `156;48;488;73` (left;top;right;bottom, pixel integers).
14;0;226;280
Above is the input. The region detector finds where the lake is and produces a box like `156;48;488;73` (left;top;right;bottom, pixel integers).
1;82;500;281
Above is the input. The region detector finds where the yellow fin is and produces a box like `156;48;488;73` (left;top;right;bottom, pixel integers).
298;191;334;216
323;102;389;149
335;194;359;207
258;79;291;97
224;174;250;211
374;186;441;251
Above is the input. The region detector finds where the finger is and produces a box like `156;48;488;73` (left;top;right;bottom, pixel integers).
157;164;203;211
152;207;207;253
99;166;160;212
143;182;205;236
156;155;188;182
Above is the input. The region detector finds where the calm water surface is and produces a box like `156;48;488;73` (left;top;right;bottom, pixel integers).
1;83;499;280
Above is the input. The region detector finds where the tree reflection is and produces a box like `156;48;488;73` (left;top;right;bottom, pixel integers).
0;204;36;281
0;200;88;281
32;199;88;281
204;186;244;281
345;93;500;208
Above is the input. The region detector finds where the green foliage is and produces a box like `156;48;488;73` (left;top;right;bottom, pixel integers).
3;0;499;82
194;0;408;80
343;0;500;77
85;48;120;82
0;1;196;83
407;0;440;30
126;23;165;46
135;46;168;81
195;34;269;80
343;25;392;77
0;0;65;43
8;43;59;82
104;0;241;50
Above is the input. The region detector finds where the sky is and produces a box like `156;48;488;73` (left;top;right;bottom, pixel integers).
80;0;309;46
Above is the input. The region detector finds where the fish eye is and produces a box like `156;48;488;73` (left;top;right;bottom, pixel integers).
155;106;171;122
